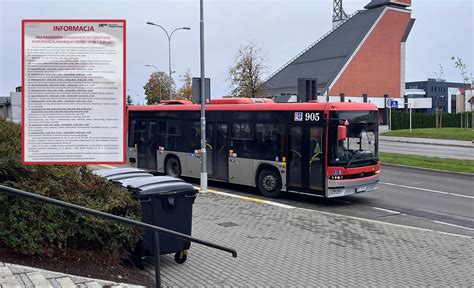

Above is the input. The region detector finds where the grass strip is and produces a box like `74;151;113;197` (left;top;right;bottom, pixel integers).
382;128;474;141
379;152;474;174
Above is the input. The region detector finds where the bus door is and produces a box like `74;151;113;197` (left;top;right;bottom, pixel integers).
207;122;229;181
137;120;158;170
287;125;324;195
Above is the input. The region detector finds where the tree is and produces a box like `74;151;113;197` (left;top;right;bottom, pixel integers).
126;94;134;105
176;70;193;100
143;71;175;104
451;57;472;129
228;41;267;98
433;64;444;79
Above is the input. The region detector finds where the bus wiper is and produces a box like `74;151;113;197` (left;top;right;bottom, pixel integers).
346;150;363;167
346;150;373;167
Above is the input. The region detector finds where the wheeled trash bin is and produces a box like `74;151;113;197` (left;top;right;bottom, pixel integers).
129;176;198;264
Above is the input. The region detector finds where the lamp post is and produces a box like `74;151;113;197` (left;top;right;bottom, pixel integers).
145;64;162;103
199;0;207;193
146;22;190;100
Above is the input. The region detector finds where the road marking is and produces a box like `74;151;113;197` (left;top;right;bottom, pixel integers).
296;207;472;239
91;166;472;238
372;207;401;214
203;187;471;238
406;182;424;186
98;164;117;169
200;188;296;209
433;221;474;231
380;182;474;199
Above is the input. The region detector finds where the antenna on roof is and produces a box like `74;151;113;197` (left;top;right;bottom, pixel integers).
332;0;348;28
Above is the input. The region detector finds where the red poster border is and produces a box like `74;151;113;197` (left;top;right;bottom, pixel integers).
22;19;127;165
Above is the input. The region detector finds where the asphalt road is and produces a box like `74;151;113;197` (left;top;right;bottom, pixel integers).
192;165;474;237
380;140;474;160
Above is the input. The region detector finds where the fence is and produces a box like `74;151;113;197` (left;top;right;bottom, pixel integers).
391;111;471;130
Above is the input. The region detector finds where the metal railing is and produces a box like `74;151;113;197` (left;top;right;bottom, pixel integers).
264;10;360;82
0;185;237;288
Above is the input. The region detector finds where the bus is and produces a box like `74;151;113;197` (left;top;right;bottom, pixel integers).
127;98;380;198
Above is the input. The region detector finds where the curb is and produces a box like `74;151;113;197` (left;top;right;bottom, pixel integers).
380;162;474;176
379;138;473;148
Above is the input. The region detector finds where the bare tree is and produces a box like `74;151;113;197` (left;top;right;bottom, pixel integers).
434;64;444;79
228;41;268;98
451;57;472;128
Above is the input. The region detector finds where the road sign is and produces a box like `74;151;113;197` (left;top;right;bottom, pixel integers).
390;100;398;109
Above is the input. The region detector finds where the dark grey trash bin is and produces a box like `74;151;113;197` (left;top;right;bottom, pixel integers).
129;176;198;264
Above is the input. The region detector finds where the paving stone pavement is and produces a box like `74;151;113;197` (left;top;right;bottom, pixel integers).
155;192;474;286
0;262;144;288
2;191;473;287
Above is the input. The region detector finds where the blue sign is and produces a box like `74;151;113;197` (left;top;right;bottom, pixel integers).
390;100;398;109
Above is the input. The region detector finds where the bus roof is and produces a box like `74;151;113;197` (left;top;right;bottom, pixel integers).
127;101;378;112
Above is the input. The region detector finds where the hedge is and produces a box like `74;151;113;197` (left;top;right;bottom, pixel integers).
0;118;141;257
391;111;471;130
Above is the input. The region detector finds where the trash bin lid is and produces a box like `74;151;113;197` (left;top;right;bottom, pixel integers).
112;174;154;187
133;181;195;197
126;176;183;190
93;168;145;178
108;172;153;181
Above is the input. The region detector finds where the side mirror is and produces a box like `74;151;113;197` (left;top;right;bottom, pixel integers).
337;125;347;141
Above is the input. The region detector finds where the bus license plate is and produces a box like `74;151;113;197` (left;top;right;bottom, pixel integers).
356;186;367;193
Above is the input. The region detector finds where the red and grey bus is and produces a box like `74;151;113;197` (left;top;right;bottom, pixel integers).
126;98;380;198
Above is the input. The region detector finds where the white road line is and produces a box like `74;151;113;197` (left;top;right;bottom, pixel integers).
380;182;474;199
93;166;472;238
296;207;472;239
406;182;424;186
372;207;401;214
433;220;474;231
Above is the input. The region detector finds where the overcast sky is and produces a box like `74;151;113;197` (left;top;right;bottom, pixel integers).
1;0;472;104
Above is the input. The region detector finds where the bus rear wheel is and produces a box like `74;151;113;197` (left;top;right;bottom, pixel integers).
257;169;281;198
165;157;181;177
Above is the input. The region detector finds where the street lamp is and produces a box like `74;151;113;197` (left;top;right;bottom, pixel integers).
145;64;162;102
146;22;190;100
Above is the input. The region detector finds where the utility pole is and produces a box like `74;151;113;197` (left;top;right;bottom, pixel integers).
200;0;208;193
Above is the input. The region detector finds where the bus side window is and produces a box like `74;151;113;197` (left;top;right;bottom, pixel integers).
255;123;284;161
129;120;137;147
182;121;200;151
137;121;147;146
167;120;182;150
230;122;254;158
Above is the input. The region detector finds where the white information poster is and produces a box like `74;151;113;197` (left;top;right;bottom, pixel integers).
22;20;126;164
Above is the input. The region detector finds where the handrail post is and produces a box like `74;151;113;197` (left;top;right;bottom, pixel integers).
154;231;161;288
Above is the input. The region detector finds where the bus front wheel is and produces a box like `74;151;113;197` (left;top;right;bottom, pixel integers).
165;157;181;177
257;169;281;198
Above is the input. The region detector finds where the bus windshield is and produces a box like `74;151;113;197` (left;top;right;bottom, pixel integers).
329;111;378;168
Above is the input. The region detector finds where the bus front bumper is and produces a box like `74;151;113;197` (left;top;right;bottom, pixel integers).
326;175;379;198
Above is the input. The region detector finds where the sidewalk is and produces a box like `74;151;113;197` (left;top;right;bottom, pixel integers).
0;262;143;288
157;192;473;286
380;135;474;148
2;191;473;286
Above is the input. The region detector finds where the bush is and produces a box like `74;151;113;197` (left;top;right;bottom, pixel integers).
0;118;141;257
391;111;471;130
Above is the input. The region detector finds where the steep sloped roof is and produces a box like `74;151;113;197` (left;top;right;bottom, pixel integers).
264;6;385;95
